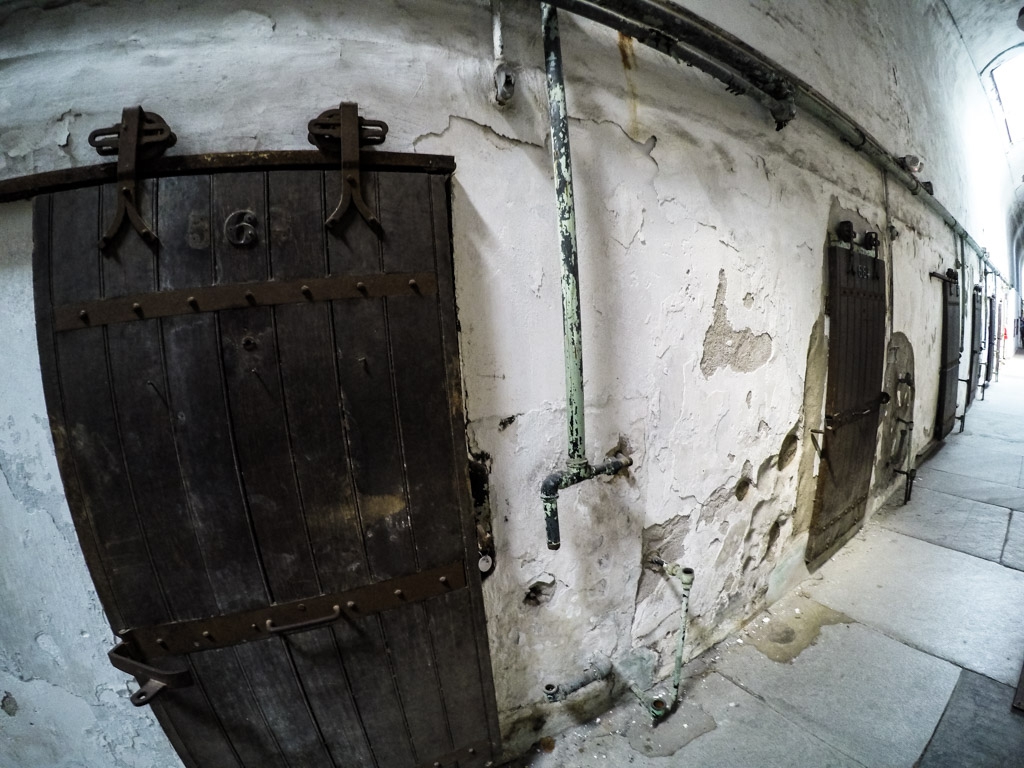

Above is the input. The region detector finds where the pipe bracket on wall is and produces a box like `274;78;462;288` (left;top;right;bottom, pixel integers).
492;0;517;105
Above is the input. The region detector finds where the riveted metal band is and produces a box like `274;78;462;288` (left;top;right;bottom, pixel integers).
55;271;436;331
118;560;466;660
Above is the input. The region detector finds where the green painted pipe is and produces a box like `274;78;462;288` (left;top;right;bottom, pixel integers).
539;3;633;550
543;2;586;469
666;564;694;706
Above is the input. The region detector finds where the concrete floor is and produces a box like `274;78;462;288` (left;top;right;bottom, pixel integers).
518;351;1024;768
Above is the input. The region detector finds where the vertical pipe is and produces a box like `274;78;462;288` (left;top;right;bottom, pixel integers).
669;566;694;703
543;3;587;468
492;0;505;60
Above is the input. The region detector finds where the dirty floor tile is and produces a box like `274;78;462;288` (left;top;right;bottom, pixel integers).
917;669;1024;768
715;609;958;767
522;671;863;768
805;528;1024;686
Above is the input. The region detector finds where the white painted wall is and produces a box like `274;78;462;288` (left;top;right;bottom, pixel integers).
0;0;1016;763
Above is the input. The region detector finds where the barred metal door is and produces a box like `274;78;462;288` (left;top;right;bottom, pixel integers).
33;162;500;767
807;242;887;567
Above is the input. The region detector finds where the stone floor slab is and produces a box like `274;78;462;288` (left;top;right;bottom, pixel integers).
914;467;1024;511
874;486;1009;562
925;444;1024;488
956;410;1024;448
917;669;1024;768
1002;511;1024;572
522;672;863;768
805;528;1024;686
715;619;958;767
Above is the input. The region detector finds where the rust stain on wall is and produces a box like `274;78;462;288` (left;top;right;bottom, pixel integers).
617;32;636;70
617;33;640;136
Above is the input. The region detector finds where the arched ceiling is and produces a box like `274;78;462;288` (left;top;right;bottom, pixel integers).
943;0;1024;286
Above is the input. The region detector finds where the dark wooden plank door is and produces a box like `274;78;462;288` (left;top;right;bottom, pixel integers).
935;275;961;439
807;244;887;567
986;295;997;384
968;285;983;408
33;167;500;768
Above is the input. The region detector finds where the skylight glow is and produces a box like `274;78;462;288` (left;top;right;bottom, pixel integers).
993;54;1024;144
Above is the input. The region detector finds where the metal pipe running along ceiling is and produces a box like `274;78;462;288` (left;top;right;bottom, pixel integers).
544;0;1013;290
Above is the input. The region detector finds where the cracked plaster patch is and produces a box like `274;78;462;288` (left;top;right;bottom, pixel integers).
700;269;772;377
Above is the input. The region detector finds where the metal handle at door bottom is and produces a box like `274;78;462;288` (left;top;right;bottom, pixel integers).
108;641;193;707
265;604;341;634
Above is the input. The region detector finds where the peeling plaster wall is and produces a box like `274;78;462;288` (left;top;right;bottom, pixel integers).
0;203;182;767
0;0;1017;763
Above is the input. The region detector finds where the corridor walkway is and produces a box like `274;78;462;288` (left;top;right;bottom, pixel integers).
523;352;1024;768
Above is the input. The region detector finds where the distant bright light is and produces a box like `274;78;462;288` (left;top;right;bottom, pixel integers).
993;54;1024;143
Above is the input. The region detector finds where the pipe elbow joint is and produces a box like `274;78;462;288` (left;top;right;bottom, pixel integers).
541;471;566;498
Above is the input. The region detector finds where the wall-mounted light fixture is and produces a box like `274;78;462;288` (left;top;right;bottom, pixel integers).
899;155;923;173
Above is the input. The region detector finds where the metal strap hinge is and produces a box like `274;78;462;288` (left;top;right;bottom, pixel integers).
109;561;466;706
307;101;388;236
88;106;176;250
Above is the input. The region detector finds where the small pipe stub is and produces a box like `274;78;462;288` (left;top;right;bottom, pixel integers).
543;654;613;702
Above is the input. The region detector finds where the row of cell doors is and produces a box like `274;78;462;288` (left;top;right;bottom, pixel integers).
807;234;1003;568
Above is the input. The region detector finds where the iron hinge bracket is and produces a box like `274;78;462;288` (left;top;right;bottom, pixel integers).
88;106;176;251
308;102;388;237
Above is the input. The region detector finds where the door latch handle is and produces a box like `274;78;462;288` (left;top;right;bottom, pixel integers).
108;641;193;707
265;604;341;634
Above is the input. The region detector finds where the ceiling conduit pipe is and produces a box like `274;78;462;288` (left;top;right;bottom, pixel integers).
549;0;795;129
540;3;632;551
542;0;1015;291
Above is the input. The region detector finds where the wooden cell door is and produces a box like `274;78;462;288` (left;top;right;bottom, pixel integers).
807;242;887;567
986;295;997;385
967;285;982;408
934;273;961;439
33;163;500;768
